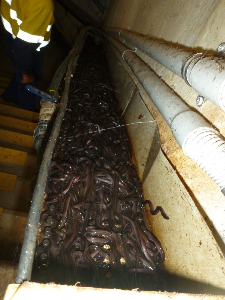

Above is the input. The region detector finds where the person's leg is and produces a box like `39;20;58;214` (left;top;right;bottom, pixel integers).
17;71;38;111
1;31;18;103
3;31;16;69
1;73;18;103
17;51;43;111
32;50;43;83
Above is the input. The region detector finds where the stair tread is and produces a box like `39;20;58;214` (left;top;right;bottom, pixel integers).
0;210;27;262
0;156;37;179
0;147;37;178
0;101;37;212
0;76;11;83
0;125;34;136
0;147;27;165
0;98;18;108
0;176;32;212
0;141;36;154
0;115;37;134
0;82;9;89
0;72;12;79
0;171;17;191
0;128;34;148
0;103;39;122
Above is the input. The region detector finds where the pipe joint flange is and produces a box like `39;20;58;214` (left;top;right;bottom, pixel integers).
196;95;205;107
182;127;225;191
181;53;203;86
39;100;57;122
171;110;210;147
33;120;51;150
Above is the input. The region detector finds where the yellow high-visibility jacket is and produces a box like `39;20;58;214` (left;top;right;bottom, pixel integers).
0;0;54;51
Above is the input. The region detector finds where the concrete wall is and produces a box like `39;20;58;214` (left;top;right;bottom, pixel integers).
70;0;110;23
54;1;83;46
103;0;225;293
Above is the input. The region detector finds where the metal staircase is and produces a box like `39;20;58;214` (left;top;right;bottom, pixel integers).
0;18;69;299
0;72;38;287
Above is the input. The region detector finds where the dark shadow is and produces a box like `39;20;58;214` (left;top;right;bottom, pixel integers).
165;271;225;295
142;127;160;183
51;25;71;54
0;242;22;262
55;0;100;28
161;147;225;256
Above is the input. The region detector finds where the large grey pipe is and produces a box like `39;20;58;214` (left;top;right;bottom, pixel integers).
107;35;225;194
105;28;225;111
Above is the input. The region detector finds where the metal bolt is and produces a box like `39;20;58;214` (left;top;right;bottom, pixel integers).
196;95;205;107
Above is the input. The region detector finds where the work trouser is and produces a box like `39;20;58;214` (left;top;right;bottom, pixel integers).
2;31;43;112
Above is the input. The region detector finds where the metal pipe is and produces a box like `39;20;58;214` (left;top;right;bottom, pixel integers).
107;35;225;194
105;28;225;111
16;27;90;284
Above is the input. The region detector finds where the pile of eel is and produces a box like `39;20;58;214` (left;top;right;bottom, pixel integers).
32;36;167;290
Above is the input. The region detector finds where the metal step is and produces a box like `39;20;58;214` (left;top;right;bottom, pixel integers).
0;81;9;89
0;116;37;134
0;74;37;284
0;103;39;122
0;147;36;178
0;129;34;148
0;176;33;212
0;171;17;191
0;209;28;261
0;96;38;212
0;147;27;165
0;76;11;83
0;72;12;79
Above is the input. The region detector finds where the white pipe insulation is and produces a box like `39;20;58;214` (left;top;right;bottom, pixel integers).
107;35;225;195
105;28;225;112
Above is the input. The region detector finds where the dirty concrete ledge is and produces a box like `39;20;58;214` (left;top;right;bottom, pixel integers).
4;282;225;300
